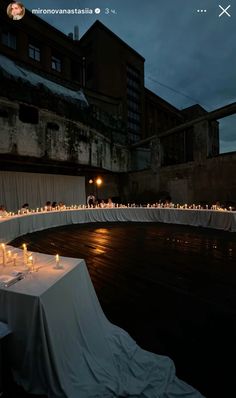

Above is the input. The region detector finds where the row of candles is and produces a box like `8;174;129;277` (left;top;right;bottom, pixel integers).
1;243;61;269
0;204;234;216
1;244;18;266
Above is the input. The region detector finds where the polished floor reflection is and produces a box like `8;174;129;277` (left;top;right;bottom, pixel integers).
10;222;236;398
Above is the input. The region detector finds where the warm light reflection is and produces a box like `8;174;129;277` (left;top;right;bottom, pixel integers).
95;228;109;234
94;248;106;254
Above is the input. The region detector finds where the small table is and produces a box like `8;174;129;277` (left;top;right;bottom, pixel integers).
0;249;203;397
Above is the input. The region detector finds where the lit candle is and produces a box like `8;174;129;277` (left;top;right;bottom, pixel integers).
7;250;12;263
229;206;232;211
28;255;34;268
22;243;27;265
1;243;6;266
55;254;60;269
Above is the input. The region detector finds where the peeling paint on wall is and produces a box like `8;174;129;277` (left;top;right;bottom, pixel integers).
0;97;135;172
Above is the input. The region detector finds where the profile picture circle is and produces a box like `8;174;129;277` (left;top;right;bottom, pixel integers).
7;2;25;20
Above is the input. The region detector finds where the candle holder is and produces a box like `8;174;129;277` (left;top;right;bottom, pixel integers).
27;254;34;271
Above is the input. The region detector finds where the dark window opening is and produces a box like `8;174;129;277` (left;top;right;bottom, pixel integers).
47;122;59;130
1;31;16;49
29;43;41;61
51;55;61;72
19;104;39;124
126;64;141;79
0;109;8;118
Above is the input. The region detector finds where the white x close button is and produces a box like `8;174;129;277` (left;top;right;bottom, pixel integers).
219;4;231;17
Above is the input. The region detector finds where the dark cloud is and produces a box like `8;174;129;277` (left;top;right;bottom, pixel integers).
23;0;236;151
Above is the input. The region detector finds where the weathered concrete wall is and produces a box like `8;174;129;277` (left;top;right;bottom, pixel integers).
124;153;236;205
0;97;130;172
120;170;160;203
2;96;236;205
159;154;236;204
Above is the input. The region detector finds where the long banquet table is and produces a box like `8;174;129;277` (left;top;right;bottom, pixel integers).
0;207;236;243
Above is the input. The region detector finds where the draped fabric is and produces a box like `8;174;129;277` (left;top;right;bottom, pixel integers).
0;251;204;398
1;208;236;244
0;171;86;211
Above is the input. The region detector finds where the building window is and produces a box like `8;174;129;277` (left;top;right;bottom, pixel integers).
128;120;140;133
0;108;8;118
28;43;40;61
127;90;140;101
1;31;16;49
127;64;140;80
128;101;139;112
51;55;61;72
128;111;140;122
19;104;39;124
47;122;59;130
127;78;140;91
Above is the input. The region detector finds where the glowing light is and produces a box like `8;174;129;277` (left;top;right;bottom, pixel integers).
96;178;102;186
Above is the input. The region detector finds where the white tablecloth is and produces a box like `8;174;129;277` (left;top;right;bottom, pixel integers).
0;208;236;244
0;249;204;397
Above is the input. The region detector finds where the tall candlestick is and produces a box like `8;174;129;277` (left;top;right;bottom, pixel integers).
22;243;27;265
1;243;6;266
7;250;12;263
55;254;60;269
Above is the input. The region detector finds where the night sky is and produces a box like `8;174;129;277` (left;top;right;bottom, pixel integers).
21;0;236;152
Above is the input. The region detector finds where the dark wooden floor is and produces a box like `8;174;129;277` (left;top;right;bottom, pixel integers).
5;222;236;398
